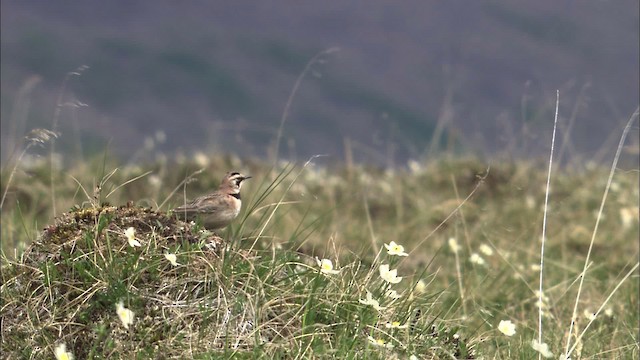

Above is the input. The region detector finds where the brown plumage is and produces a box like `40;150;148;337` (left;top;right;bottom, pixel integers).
173;172;251;229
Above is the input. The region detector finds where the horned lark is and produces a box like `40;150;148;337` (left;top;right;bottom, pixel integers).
173;171;251;229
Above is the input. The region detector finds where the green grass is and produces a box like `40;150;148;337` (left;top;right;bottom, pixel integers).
1;149;638;358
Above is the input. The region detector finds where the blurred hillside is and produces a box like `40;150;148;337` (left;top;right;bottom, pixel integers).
1;1;638;166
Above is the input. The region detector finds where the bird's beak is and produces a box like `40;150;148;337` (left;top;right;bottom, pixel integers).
243;175;252;180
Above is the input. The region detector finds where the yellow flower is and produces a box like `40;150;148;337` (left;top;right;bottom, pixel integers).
379;264;402;284
315;257;340;274
116;300;135;329
54;343;74;360
497;319;516;336
125;227;141;247
367;335;394;349
384;241;409;256
531;339;553;358
164;253;179;266
359;290;386;311
385;321;408;329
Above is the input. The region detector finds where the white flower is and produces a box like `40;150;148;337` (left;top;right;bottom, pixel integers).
367;335;394;349
407;159;423;174
54;343;74;360
154;130;166;143
116;300;135;329
144;136;154;150
583;309;596;321
620;206;638;229
525;195;536;209
534;290;550;303
530;264;541;271
531;339;553;358
535;299;549;310
497;320;516;336
164;253;179;266
469;253;486;266
315;257;340;274
609;181;620;192
479;243;494;256
379;264;402;284
448;237;461;254
384;241;409;256
385;289;402;300
194;151;209;167
359;290;386;311
604;307;614;317
148;175;162;188
125;227;141;247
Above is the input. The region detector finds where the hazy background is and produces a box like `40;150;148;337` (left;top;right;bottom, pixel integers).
1;1;638;167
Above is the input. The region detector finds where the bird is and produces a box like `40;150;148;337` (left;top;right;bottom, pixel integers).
173;171;251;229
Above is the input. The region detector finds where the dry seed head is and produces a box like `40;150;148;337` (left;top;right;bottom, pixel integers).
25;128;59;146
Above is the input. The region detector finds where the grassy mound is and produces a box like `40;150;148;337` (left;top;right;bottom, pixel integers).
2;202;472;359
3;204;218;358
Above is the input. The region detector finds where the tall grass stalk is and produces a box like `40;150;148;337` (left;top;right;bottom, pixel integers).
538;90;559;357
105;170;152;199
158;168;204;210
407;167;488;256
452;235;466;318
50;65;89;216
557;82;590;165
428;66;454;157
271;47;339;165
563;108;639;359
5;76;40;161
569;262;639;357
249;155;325;253
362;194;379;255
451;174;471;318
